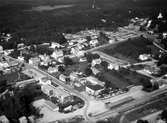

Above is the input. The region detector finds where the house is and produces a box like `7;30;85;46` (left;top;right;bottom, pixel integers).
50;42;61;49
71;47;84;57
59;74;67;82
39;54;51;66
0;115;9;123
139;54;151;61
91;67;100;75
90;39;98;47
39;77;51;85
86;83;103;96
91;58;101;67
18;56;24;62
44;100;59;111
108;63;120;71
51;50;63;60
41;84;72;103
48;66;58;74
86;76;105;86
29;57;40;67
69;72;79;81
19;116;27;123
0;45;3;54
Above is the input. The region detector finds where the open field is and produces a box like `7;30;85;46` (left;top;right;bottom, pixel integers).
101;37;153;63
125;93;167;122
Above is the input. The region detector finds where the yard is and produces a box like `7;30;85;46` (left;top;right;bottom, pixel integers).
5;71;31;84
101;37;153;63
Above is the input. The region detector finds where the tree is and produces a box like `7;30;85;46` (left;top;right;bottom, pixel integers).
141;78;153;91
101;61;109;70
137;119;149;123
64;57;73;66
0;76;7;93
160;109;167;121
85;67;93;76
58;65;65;73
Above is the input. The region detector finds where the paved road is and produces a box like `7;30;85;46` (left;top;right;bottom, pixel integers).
4;55;94;123
15;78;36;87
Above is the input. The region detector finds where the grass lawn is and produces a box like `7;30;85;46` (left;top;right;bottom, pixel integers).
64;61;89;76
5;72;31;83
101;37;153;63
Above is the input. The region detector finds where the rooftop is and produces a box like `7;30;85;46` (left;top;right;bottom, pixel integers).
86;83;103;91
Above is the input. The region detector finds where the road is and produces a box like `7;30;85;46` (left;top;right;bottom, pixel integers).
3;55;94;123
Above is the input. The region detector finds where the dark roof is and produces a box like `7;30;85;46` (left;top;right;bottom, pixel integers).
86;84;103;91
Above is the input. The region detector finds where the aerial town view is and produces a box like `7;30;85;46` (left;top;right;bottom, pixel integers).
0;0;167;123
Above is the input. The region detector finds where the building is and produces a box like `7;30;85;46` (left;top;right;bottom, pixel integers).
50;42;61;49
86;76;104;86
0;115;9;123
41;84;72;103
39;77;51;85
91;58;101;67
59;74;67;82
0;45;3;54
139;54;151;61
51;50;63;60
86;83;103;96
91;67;100;75
29;57;40;67
69;72;79;81
48;66;58;74
19;116;27;123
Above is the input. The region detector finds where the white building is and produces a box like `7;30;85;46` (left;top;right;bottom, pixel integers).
41;84;72;103
86;76;104;86
91;58;101;67
86;84;103;96
51;50;63;60
19;116;27;123
0;115;9;123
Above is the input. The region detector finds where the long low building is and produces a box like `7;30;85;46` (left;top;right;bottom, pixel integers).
41;84;73;104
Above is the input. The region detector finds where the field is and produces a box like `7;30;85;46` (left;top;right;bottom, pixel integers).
125;93;167;122
0;0;167;44
101;37;153;63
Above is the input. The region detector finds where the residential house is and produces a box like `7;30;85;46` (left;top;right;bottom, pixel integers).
71;47;84;57
86;83;103;96
69;72;79;81
50;42;61;49
51;49;63;60
108;63;120;71
90;39;98;47
39;54;51;66
0;45;3;54
86;76;105;86
39;77;51;85
18;56;24;62
91;58;101;67
41;84;72;103
0;115;9;123
29;57;40;67
139;54;151;61
59;74;67;82
48;66;58;74
91;67;100;75
19;116;27;123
